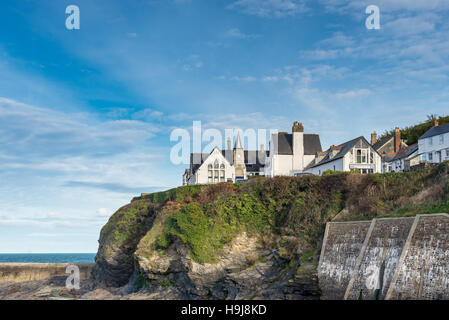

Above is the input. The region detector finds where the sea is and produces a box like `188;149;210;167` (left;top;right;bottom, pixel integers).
0;253;96;264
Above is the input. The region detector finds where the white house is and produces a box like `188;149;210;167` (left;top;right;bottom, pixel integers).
305;136;382;175
264;121;322;177
418;121;449;164
183;134;268;185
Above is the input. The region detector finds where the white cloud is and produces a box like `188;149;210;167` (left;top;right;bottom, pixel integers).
228;0;309;17
334;89;372;99
224;28;259;39
97;208;112;217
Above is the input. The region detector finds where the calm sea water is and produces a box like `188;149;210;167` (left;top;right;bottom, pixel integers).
0;253;96;264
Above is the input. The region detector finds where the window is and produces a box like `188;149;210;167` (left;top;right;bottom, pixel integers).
355;149;368;164
439;135;444;145
208;161;226;184
370;152;374;164
429;137;433;146
428;152;433;161
421;153;427;162
446;149;449;158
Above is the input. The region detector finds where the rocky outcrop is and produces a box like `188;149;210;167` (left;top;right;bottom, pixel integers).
134;233;320;300
91;200;158;287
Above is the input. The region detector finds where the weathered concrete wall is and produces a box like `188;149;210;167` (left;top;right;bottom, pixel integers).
318;221;371;300
386;214;449;300
319;214;449;300
0;263;93;283
344;217;414;300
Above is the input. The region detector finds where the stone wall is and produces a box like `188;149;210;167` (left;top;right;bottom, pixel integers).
344;217;414;300
0;263;93;283
319;214;449;300
318;221;371;300
386;214;449;300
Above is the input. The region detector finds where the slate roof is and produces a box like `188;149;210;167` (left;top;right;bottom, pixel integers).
190;149;270;175
391;144;419;161
419;123;449;140
372;136;392;151
272;133;322;155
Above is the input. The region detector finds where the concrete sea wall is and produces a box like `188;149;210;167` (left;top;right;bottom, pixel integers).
0;263;94;283
318;214;449;300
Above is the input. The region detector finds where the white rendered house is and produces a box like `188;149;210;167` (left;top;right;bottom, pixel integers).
305;136;382;175
264;122;322;177
418;121;449;164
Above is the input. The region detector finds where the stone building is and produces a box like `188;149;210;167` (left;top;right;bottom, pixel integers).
371;128;408;172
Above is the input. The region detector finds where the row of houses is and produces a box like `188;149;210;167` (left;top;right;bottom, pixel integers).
182;120;449;185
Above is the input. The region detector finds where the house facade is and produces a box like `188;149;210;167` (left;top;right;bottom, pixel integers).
418;121;449;164
305;136;382;175
264;121;322;177
371;128;408;173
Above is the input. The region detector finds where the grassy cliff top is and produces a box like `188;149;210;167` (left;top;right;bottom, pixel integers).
99;162;449;267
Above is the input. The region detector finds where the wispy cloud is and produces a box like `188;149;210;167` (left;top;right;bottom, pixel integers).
228;0;309;17
224;28;260;39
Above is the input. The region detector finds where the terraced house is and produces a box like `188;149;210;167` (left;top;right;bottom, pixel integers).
418;120;449;164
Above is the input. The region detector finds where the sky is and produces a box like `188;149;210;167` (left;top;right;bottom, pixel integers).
1;0;449;253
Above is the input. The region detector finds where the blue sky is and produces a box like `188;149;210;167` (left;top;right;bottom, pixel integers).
1;0;449;253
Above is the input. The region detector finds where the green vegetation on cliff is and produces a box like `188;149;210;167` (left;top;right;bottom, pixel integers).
94;162;449;285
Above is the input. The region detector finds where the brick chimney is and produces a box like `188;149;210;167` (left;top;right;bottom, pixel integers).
394;127;401;153
371;131;377;145
433;119;439;127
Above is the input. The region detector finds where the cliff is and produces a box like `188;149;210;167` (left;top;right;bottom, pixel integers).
91;162;449;299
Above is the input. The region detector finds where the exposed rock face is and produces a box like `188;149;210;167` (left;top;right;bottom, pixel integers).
91;200;158;287
134;233;321;300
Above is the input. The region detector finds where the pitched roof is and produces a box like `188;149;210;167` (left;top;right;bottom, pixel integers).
272;133;322;155
419;123;449;140
372;136;392;151
310;136;375;168
391;144;418;161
